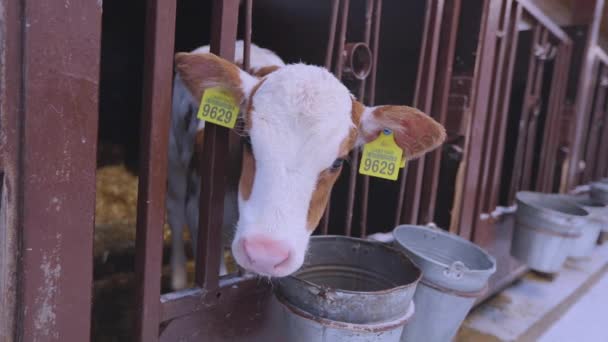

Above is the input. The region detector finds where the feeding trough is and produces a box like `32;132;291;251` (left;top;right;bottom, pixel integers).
512;191;589;273
393;225;496;342
274;235;421;342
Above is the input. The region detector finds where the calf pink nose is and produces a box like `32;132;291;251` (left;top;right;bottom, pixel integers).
243;236;290;271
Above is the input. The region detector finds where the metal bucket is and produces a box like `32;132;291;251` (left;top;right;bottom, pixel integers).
590;182;608;204
270;294;415;342
512;191;589;273
392;225;496;342
560;195;607;258
275;235;422;341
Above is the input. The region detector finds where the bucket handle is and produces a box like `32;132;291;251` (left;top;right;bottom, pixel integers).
443;261;469;279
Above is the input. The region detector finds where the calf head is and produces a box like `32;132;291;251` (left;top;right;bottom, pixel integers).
175;52;446;277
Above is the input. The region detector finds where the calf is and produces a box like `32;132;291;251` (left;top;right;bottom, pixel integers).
168;41;445;289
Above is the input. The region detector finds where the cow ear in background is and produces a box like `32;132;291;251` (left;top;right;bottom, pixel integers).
356;105;446;160
175;52;259;107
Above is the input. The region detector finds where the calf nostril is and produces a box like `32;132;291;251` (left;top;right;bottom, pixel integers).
243;236;290;269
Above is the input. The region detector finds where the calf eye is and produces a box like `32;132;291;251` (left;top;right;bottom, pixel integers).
330;158;345;171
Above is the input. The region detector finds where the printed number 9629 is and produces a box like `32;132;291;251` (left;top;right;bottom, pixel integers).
200;104;233;124
362;159;396;176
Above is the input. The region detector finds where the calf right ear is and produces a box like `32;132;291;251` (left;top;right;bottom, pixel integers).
175;52;259;108
356;104;446;160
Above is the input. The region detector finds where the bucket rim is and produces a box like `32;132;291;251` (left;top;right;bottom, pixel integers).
392;225;497;275
516;191;589;217
285;235;423;296
275;292;416;332
558;194;608;209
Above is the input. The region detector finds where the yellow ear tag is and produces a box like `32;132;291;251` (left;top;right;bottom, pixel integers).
197;87;239;129
359;129;403;181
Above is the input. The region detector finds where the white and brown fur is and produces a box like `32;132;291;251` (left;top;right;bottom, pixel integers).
168;41;446;289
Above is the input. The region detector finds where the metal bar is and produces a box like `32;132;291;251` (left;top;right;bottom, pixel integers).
360;0;382;237
516;0;571;44
16;0;102;340
133;0;176;340
400;0;445;225
325;0;341;69
582;66;608;183
567;0;605;188
0;0;23;337
537;42;572;192
321;0;350;234
195;0;240;290
485;1;522;212
418;0;462;224
521;28;549;191
334;0;350;79
507;24;542;202
595;78;608;178
344;0;374;237
477;0;514;213
160;274;265;322
457;0;504;239
243;0;252;71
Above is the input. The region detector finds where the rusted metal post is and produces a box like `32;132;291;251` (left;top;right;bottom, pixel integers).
567;0;605;188
12;0;102;340
418;0;462;224
195;0;239;290
133;0;176;340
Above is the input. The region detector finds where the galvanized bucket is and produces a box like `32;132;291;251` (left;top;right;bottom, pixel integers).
270;294;416;342
275;235;422;341
512;191;589;273
560;195;607;258
590;182;608;204
393;225;496;342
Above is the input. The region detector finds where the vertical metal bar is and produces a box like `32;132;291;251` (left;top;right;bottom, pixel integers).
595;75;608;177
399;0;445;225
456;0;503;240
321;0;350;234
476;0;513;214
0;0;23;337
507;24;542;202
334;0;351;79
567;0;605;188
582;67;608;182
133;0;176;340
537;42;572;192
360;0;382;237
16;0;102;340
483;1;522;212
195;0;239;290
325;0;341;69
520;28;549;191
344;0;374;237
394;0;434;227
418;0;462;224
243;0;253;72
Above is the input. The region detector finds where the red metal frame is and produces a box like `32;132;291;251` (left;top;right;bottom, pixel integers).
2;0;102;340
6;0;607;340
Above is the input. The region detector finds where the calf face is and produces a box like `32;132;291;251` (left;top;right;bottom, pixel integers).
175;52;446;277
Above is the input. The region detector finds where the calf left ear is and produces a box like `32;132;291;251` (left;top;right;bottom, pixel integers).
356;104;446;160
175;52;258;107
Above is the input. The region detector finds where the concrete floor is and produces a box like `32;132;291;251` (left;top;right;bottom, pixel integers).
537;271;608;342
458;244;608;341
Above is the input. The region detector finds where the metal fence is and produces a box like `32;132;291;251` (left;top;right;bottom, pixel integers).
2;0;607;341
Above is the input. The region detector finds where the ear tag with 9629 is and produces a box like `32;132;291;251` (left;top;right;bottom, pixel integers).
197;87;240;129
359;129;404;181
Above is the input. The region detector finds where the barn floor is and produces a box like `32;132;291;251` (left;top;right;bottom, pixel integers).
457;243;608;342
